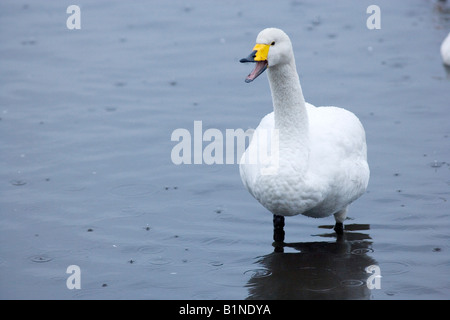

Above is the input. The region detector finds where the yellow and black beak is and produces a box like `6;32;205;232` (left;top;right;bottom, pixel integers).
240;43;270;83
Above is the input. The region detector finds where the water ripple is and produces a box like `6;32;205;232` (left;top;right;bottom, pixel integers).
29;254;53;263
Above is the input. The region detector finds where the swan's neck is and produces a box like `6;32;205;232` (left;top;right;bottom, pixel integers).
267;61;309;153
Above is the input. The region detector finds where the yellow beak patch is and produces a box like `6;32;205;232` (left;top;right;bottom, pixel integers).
252;43;270;61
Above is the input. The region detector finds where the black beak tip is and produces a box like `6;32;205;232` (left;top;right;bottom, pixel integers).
240;50;257;63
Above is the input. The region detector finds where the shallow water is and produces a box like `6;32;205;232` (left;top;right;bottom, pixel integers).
0;0;449;300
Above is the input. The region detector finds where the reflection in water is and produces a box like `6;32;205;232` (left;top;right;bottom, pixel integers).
246;224;377;300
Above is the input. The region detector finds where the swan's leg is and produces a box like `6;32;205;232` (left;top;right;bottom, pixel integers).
273;215;285;242
333;208;347;235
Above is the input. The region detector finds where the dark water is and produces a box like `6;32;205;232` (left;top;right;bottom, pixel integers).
1;0;449;299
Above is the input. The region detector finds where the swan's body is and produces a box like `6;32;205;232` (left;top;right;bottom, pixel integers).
239;28;369;235
441;32;450;66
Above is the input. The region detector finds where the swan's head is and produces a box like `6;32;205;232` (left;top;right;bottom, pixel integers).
240;28;293;83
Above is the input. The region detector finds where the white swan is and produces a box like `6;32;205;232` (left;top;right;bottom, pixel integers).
441;32;450;66
239;28;369;237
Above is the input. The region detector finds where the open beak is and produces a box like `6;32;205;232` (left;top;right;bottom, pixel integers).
240;43;270;83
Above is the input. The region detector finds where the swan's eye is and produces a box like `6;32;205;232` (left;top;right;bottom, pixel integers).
271;41;275;46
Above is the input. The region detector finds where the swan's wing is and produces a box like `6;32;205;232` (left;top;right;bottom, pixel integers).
308;105;367;162
307;105;370;207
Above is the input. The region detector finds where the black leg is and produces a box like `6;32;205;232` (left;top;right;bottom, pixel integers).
273;215;285;242
334;222;344;235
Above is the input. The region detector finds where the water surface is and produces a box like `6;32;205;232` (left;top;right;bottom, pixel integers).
1;0;449;299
